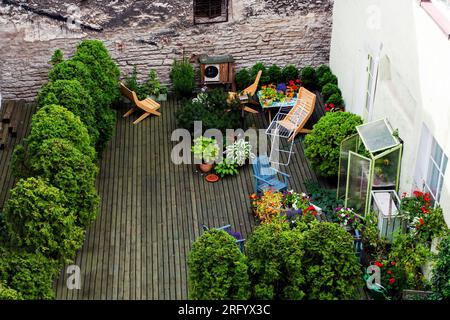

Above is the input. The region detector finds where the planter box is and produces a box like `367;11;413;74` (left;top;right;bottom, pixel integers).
371;190;405;243
148;94;167;102
402;289;433;300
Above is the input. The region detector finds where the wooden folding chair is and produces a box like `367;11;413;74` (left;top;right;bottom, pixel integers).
120;82;161;124
228;70;263;114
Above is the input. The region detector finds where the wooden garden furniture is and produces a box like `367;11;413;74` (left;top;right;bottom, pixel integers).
120;82;161;124
228;69;263;114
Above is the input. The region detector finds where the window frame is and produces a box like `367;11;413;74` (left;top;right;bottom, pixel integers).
420;0;450;39
193;0;229;25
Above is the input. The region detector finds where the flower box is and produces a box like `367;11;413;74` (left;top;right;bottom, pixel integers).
371;190;405;243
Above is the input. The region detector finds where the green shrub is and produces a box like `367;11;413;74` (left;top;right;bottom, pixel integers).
37;80;99;145
0;248;59;300
50;49;64;66
188;229;250;300
300;222;362;299
321;83;342;102
170;58;196;97
267;64;282;84
235;68;251;91
304;181;344;221
215;160;239;178
326;93;344;107
176;89;241;133
73;39;121;107
4;177;85;263
300;66;318;91
246;221;306;300
28;139;99;228
281;64;299;83
432;235;450;300
318;71;338;89
0;282;23;300
316;64;331;80
304;112;363;177
251;62;270;85
123;65;148;100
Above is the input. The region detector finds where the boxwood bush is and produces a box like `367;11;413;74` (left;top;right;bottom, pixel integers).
318;71;338;89
267;64;282;84
300;66;318;91
281;64;299;83
316;64;332;80
251;62;270;85
321;83;342;102
28;138;99;228
300;222;362;300
188;229;250;300
246;221;306;300
304;112;363;177
37;79;99;145
3;177;85;263
170;58;196;98
235;68;251;91
0;248;60;300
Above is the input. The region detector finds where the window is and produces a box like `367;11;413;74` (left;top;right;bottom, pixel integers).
364;54;379;121
415;124;448;204
420;0;450;38
193;0;229;24
431;0;450;20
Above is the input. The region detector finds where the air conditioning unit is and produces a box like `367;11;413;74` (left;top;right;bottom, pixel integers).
203;64;220;82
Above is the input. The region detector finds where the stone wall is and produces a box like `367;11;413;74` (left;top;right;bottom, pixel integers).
0;0;334;101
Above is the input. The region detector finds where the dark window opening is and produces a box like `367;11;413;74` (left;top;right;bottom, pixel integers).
194;0;229;24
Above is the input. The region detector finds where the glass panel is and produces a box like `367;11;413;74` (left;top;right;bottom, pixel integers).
338;135;359;200
431;138;443;165
357;119;399;153
443;154;448;174
373;148;400;188
346;152;371;215
427;161;440;198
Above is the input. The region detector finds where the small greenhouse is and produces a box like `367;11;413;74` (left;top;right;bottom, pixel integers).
337;119;403;215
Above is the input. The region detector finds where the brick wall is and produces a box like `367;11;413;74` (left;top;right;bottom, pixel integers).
0;0;333;101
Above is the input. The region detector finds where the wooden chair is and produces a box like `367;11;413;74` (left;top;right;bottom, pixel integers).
228;70;263;114
252;155;289;195
120;82;161;124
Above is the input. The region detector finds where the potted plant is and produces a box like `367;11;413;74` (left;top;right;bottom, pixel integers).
335;207;364;232
225;139;254;166
158;85;168;102
146;69;161;101
260;86;277;107
192;136;220;173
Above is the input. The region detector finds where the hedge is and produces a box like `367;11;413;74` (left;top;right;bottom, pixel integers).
3;177;85;263
188;229;251;300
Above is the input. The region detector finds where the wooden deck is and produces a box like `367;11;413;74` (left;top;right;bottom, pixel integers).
0;95;328;300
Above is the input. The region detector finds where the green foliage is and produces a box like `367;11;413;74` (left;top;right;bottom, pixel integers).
326;93;344;107
188;229;250;300
28;139;99;228
73;39;121;107
246;221;306;300
37;80;99;145
215;160;239;178
316;64;331;80
361;211;389;260
304;181;343;221
176;89;241;133
300;222;362;299
50;49;64;66
389;232;431;290
432;235;450;299
281;64;299;83
170;58;196;97
321;83;342;102
146;69;162;96
192;136;220;163
304;112;363;177
0;282;23;300
4;177;85;263
236;68;251;91
0;248;59;300
267;64;282;84
300;66;318;91
318;71;338;89
251;62;270;85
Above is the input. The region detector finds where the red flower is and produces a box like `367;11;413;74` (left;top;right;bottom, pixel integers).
296;79;301;84
391;261;396;266
401;192;407;198
388;278;396;285
424;193;430;203
289;80;294;85
329;103;335;109
419;218;425;225
375;261;384;268
387;270;392;275
421;206;429;214
249;193;258;200
413;190;423;198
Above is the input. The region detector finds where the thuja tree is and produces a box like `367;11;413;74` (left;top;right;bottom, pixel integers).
3;177;85;263
0;247;59;300
12;104;96;177
300;222;362;300
38;79;99;145
188;229;250;300
432;235;450;300
48;58;116;152
246;221;306;300
304;112;363;177
28;138;99;228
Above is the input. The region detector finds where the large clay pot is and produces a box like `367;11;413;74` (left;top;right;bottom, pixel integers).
198;163;213;173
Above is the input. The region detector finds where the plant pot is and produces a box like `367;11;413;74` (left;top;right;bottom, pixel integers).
148;95;157;101
198;163;213;173
205;173;220;183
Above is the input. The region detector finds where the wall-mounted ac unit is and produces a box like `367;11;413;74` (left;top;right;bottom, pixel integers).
203;64;220;83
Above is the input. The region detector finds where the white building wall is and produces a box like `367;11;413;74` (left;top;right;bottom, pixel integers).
330;0;450;225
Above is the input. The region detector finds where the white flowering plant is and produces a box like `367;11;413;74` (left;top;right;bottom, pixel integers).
335;207;365;231
225;139;254;167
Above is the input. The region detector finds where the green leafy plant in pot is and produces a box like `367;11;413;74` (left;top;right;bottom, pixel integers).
192;136;220;173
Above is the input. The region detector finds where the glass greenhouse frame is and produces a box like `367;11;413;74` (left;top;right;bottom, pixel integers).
337;119;403;215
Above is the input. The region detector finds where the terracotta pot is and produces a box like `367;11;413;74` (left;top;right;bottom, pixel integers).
198;163;213;173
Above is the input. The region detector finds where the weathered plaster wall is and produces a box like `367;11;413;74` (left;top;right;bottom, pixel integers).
0;0;333;101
